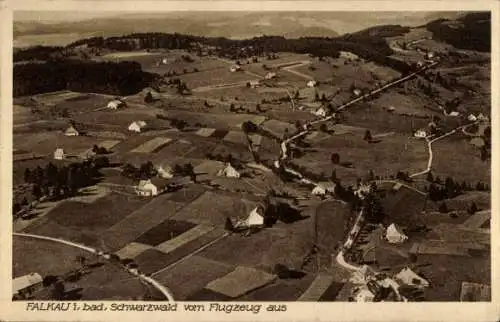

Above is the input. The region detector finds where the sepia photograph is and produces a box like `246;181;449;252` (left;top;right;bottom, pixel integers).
10;7;493;306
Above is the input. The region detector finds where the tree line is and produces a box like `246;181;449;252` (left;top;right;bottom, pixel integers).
14;157;110;214
14;60;156;97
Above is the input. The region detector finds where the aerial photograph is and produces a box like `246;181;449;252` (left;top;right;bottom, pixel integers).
12;10;491;302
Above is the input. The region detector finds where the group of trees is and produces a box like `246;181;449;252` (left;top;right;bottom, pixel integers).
14;60;155;97
16;157;109;213
426;171;489;201
121;161;157;180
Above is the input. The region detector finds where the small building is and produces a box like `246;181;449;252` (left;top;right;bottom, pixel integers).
265;72;277;80
248;80;261;88
426;51;436;60
156;165;174;179
13;272;43;298
229;65;241;72
339;51;359;60
395;267;429;288
414;129;427;138
235;206;265;229
54;148;65;160
311;185;326;196
387;106;395;112
447;111;460;117
128;121;147;133
107;99;126;110
64;125;79;137
313;107;327;117
217;163;240;178
385;223;408;244
352;286;375;302
161;57;168;65
134;178;170;197
467;114;477;122
306;80;318;88
416;61;424;68
353;88;362;97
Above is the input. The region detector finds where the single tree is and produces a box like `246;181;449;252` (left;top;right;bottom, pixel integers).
144;92;154;103
331;153;340;165
467;202;478;214
364;130;372;142
438;202;449;213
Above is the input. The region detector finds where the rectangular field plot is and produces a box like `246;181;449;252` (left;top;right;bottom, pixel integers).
154;255;235;301
115;242;153;259
54;94;115;114
32;193;148;232
137;228;226;275
410;243;471;257
179;69;253;89
130;137;172;153
102;196;186;252
240;274;316;301
163;110;266;129
205;266;277;298
261;119;295;138
135;219;198;247
97;140;122;150
155;224;215;254
171;191;257;225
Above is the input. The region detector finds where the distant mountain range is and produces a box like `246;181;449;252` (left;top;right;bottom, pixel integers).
14;11;468;48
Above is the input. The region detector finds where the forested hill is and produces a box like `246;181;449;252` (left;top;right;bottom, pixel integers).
425;12;491;52
14;60;155;97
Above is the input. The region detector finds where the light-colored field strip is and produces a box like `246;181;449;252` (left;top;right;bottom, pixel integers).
195;128;216;137
409;243;471;257
155;224;216;254
462;210;491;229
69;185;111;204
98;140;122;150
130;137;172;153
115;242;153;259
298;274;335;301
222;130;247;144
205;266;277;298
460;282;491;301
102;51;156;59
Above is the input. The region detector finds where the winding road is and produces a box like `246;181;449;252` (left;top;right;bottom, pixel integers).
13;232;176;302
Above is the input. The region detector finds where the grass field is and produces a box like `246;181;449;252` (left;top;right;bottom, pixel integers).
102;195;187;251
13;235;149;300
135;219;197;246
163;110;266;130
153;255;235;300
171;191;257;225
54;94;114;115
129;136;173;153
180;68;255;89
381;186;428;227
431;139;490;183
24;193;149;247
293;133;428;186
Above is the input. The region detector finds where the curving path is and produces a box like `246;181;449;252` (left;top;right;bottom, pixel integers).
13;232;176;302
410;121;479;178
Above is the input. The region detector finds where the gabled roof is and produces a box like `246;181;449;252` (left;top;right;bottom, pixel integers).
13;273;42;294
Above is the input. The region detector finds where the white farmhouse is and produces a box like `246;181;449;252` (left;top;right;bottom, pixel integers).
107;99;126;110
64;125;79;137
217;163;240;178
306;80;318;88
385;223;408;244
467;114;477;122
265;72;277;80
339;51;359;60
229;65;241;72
353;88;362;97
414;129;427;138
128;121;147;133
312;185;326;196
313;107;327;117
54;148;65;160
